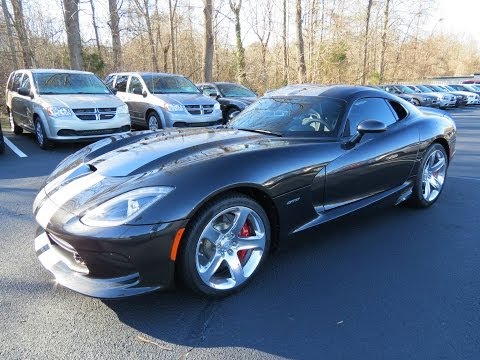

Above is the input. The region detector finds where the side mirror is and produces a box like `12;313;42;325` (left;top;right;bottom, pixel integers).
207;91;218;98
344;119;386;148
18;87;33;98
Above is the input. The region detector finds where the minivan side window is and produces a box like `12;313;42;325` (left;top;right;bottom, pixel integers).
114;75;128;92
12;72;23;92
20;74;32;92
104;75;115;88
128;76;143;94
7;73;14;90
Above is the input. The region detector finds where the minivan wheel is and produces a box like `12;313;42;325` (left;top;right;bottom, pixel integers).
35;120;53;150
147;112;161;131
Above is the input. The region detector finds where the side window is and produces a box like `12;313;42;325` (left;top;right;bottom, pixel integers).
127;76;143;94
202;85;216;96
104;75;115;88
114;75;128;92
12;72;23;92
20;74;31;92
345;98;397;136
388;100;408;120
7;73;14;90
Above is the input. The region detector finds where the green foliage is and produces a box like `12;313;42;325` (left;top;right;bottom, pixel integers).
82;51;105;76
369;72;381;84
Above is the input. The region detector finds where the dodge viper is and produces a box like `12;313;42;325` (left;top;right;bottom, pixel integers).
33;85;456;298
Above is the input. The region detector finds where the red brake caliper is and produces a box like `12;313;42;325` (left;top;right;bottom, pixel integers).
237;222;251;261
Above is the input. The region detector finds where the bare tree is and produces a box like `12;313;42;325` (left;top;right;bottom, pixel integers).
203;0;214;81
229;0;246;84
168;0;178;73
11;0;34;67
249;0;273;78
89;0;101;52
2;0;18;68
361;0;373;84
108;0;123;71
134;0;159;72
282;0;288;85
379;0;391;83
63;0;83;70
295;0;306;83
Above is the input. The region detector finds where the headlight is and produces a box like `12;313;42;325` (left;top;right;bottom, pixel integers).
117;104;129;114
46;106;73;117
81;186;174;227
163;103;185;112
422;97;428;101
214;102;221;110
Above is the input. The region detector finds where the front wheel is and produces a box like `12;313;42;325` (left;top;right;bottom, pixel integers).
35;120;53;150
178;194;270;296
407;143;448;208
146;112;161;131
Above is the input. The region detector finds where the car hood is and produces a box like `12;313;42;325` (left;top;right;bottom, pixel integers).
37;128;341;219
153;93;217;105
39;94;124;109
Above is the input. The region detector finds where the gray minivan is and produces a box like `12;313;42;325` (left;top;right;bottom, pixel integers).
5;69;131;149
105;72;222;130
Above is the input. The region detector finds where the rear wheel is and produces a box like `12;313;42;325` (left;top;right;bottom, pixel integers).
407;143;448;208
178;194;270;296
35;120;53;150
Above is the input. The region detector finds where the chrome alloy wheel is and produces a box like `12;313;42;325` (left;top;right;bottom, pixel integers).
195;206;266;290
148;114;159;130
421;149;447;202
35;121;44;145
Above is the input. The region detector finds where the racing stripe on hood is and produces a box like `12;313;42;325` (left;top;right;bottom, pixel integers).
35;173;104;229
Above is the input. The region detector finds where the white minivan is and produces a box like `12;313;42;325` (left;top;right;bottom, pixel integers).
5;69;131;149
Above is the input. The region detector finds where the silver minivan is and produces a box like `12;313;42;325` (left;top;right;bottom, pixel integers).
105;72;222;130
5;69;131;149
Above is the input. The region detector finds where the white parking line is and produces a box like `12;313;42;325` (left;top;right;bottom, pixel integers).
3;137;28;158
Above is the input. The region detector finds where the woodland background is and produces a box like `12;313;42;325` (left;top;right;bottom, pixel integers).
1;0;479;108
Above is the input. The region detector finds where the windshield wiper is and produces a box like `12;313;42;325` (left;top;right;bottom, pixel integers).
235;128;283;137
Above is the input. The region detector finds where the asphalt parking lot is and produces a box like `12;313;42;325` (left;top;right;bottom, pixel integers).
1;107;479;360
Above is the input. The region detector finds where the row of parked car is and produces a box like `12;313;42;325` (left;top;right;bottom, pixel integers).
3;67;479;150
3;69;257;149
375;83;480;109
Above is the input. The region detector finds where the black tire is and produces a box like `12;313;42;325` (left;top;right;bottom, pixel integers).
10;111;23;135
407;143;448;208
178;193;271;297
146;111;162;131
411;98;420;106
35;119;53;150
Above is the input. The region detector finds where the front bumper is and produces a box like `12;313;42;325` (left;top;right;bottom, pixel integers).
34;213;188;298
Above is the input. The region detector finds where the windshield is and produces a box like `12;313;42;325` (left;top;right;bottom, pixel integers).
396;85;415;94
33;73;111;95
427;85;446;92
217;83;256;97
229;96;346;137
444;85;456;91
469;85;480;91
141;74;199;94
416;85;433;93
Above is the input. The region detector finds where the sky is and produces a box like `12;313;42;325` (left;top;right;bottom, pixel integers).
432;0;480;44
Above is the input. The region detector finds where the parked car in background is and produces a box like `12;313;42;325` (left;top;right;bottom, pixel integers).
368;85;415;104
408;85;456;109
422;84;467;107
196;82;257;122
449;84;480;97
462;79;480;84
5;69;131;149
0;121;5;154
381;84;439;107
105;72;222;130
441;85;480;105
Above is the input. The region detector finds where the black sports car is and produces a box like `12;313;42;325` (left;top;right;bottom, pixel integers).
197;82;257;122
33;85;456;298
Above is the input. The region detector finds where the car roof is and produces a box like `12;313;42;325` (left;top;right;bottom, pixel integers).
15;69;94;75
265;84;389;101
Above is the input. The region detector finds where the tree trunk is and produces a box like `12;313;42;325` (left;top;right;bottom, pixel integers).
379;0;391;83
169;0;177;73
203;0;214;82
229;0;246;84
11;0;34;67
361;0;373;85
141;0;159;72
108;0;122;71
295;0;306;83
63;0;83;70
2;0;18;68
282;0;288;85
89;0;101;52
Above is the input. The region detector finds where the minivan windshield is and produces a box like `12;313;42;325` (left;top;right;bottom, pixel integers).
218;83;256;97
229;96;346;137
33;73;110;95
142;74;200;94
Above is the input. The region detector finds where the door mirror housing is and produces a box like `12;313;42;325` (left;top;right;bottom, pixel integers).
18;87;33;98
344;119;386;148
207;91;219;98
229;110;240;120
